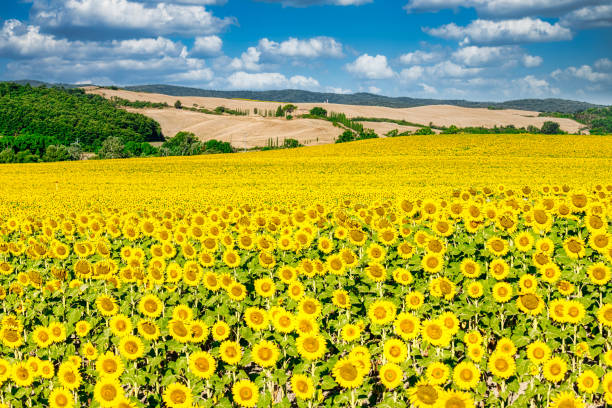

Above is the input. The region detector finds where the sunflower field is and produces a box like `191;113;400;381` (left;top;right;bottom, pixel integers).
0;184;611;408
0;135;611;408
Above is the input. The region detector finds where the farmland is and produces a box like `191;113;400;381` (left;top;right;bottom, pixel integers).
0;134;611;407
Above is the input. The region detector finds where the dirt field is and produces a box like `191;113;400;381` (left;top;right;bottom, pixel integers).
86;88;585;145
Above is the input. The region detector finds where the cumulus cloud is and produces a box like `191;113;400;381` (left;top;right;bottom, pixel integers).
345;54;394;79
561;4;612;28
595;58;612;71
0;19;71;58
229;47;263;71
399;50;443;65
522;55;543;68
226;71;320;90
258;37;343;58
554;64;612;83
426;18;572;45
399;66;424;81
404;0;606;18
450;45;542;68
512;75;560;96
191;35;223;56
30;0;234;38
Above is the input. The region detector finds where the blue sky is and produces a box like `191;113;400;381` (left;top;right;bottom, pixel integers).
0;0;611;103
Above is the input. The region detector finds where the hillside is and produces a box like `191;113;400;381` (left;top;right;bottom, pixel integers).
87;88;586;143
124;84;602;113
0;83;163;153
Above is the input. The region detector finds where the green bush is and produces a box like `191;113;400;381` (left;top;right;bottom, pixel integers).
309;107;327;117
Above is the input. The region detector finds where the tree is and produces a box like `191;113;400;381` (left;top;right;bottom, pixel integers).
0;148;15;163
97;137;126;159
415;127;435;135
541;121;561;134
43;145;73;162
174;100;182;109
336;130;355;143
442;125;460;134
275;105;284;117
283;138;302;149
309;107;327;117
162;132;203;156
283;104;297;116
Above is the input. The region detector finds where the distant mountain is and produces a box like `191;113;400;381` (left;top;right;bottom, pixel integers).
124;84;603;114
7;79;90;89
4;80;603;113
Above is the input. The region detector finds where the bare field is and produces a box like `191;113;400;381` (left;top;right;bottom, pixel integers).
86;88;586;145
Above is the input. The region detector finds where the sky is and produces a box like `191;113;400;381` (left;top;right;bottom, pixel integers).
0;0;611;103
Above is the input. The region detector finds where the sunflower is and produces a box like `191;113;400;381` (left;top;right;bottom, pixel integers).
466;281;484;298
453;361;480;390
514;231;534;252
426;362;449;385
565;301;586;324
49;321;67;343
439;390;475;408
489;259;510;280
294;315;319;335
527;341;551;365
12;362;34;387
252;340;280;368
487;237;509;256
95;295;118;317
228;282;247;301
189;351;216;379
392;268;414;285
220;340;242;365
244;307;269;331
289;373;315;399
58;362;82;390
383;338;408;363
366;243;386;262
543;357;567;383
222;250;241;268
202;271;220;291
118;335;145;360
439;312;460;336
138;294;163;318
277;266;297;284
488;352;516;379
603;372;612;395
296;334;327;360
189;320;208;343
464;331;482;346
96;352;124;378
421;252;444;274
287;281;305;300
467;344;484;362
394;313;420;340
137;320;161;340
460;259;481;278
254;277;276;298
169;319;191;343
587;263;611;285
549;391;585;408
539;262;561;284
332;289;351;309
496;338;517;356
397;241;416;259
211;321;230;341
368;300;397;325
518;274;538;293
557;280;574;295
272;310;294;333
365;262;387;282
32;326;53;348
517;293;545;315
563;236;586;259
163;382;193;408
299;297;322;318
421;319;451;347
81;342;99;360
576;369;599;393
341;324;361;342
94;378;124;408
492;282;513;303
408;380;442;408
232;379;259;408
378;362;403;389
332;357;364;388
109;314;133;338
0;359;9;383
405;291;425;310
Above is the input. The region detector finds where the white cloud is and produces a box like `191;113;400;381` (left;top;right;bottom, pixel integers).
167;68;214;82
567;65;611;82
368;86;382;94
419;83;437;94
561;4;612;28
522;54;543;68
326;86;353;94
192;35;223;56
258;37;343;58
452;46;508;66
595;58;612;71
512;75;560;96
0;19;71;58
226;72;320;90
399;66;424;81
31;0;234;37
426;18;573;45
229;47;262;71
399;50;443;65
405;0;605;18
427;61;482;77
345;54;394;79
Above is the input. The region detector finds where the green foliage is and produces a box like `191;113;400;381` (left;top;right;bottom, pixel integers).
282;104;297;115
540;121;562;135
204;139;234;154
174;100;182;109
214;106;249;116
97;137;127;159
275;105;284;117
161;132;203;156
335;130;355;143
42;144;81;162
123;141;159;157
283;138;302;148
111;97;169;109
415;127;435;135
442;125;460;134
540;106;612;134
0;83;164;151
336;129;379;143
309;107;327;117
